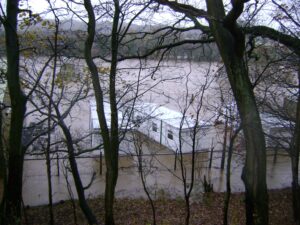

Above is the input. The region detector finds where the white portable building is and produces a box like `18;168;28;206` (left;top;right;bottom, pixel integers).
89;100;134;155
131;103;221;153
260;113;293;149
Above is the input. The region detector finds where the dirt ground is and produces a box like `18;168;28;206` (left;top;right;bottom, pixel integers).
22;188;296;225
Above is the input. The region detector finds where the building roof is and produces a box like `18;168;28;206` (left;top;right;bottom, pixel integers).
90;100;211;130
134;102;210;129
260;112;293;130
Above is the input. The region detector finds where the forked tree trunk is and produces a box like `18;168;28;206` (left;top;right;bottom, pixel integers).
205;1;268;224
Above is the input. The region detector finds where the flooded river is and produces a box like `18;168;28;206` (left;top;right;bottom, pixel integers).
14;59;298;206
22;138;296;206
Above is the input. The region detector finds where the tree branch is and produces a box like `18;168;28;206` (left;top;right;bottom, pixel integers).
223;0;247;27
244;25;300;56
155;0;211;32
156;0;207;18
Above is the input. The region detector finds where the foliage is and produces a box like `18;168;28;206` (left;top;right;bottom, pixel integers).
21;189;296;225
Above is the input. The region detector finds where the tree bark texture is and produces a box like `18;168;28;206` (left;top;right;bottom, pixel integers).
104;1;120;224
205;1;268;225
245;23;300;225
154;1;269;223
1;0;27;224
223;126;241;225
83;0;120;224
0;108;4;179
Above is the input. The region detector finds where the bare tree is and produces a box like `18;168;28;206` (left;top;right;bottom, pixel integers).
82;1;165;224
251;52;299;225
174;68;214;225
153;1;269;224
27;57;98;224
132;132;157;225
243;1;300;222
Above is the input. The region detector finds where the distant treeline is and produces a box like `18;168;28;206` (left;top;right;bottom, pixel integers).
0;24;221;62
0;21;283;63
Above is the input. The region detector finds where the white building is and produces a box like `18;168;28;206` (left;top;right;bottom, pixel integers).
261;113;293;149
90;100;223;154
130;103;222;153
89;100;134;155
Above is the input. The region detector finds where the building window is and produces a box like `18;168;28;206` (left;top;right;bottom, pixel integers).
152;122;158;132
167;130;173;140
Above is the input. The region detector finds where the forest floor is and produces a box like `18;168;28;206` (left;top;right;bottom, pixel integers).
22;188;296;225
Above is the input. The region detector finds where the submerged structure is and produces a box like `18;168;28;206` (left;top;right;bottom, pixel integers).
89;100;223;153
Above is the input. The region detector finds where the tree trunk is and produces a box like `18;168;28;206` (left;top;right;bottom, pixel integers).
136;144;156;225
244;23;300;225
205;1;268;225
291;155;300;225
0;106;7;223
0;107;4;179
45;144;54;225
104;161;118;225
291;67;300;225
1;0;27;224
59;120;98;225
223;126;241;225
223;135;233;225
221;113;228;170
104;1;120;224
83;1;120;224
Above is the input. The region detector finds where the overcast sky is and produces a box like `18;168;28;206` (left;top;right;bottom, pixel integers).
0;0;275;28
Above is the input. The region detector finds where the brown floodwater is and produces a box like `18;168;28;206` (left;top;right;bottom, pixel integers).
18;60;298;206
22;142;297;206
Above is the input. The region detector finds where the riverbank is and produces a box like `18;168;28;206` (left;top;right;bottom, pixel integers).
22;188;296;225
